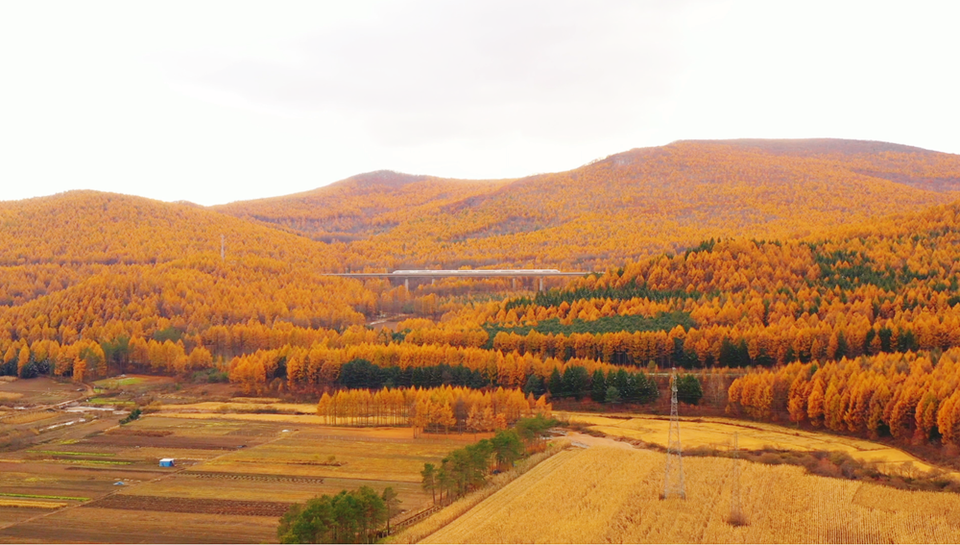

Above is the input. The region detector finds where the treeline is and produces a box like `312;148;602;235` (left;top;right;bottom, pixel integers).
230;341;666;409
504;286;703;311
229;342;615;394
315;386;551;434
333;358;668;408
337;359;488;390
528;366;664;405
421;416;557;506
487;323;927;370
0;337;215;382
726;347;960;447
484;311;694;338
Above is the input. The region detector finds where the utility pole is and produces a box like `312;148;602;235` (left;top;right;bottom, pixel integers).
663;368;686;499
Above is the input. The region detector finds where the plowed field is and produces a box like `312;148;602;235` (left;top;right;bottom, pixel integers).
86;495;292;517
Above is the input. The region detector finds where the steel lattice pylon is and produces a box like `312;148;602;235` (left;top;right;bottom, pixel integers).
662;368;685;499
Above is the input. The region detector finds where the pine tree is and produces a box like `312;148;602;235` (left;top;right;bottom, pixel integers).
676;374;703;405
548;368;563;398
561;366;589;400
523;374;545;397
591;369;607;403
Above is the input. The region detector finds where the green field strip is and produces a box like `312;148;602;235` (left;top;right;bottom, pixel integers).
0;492;90;502
28;450;116;457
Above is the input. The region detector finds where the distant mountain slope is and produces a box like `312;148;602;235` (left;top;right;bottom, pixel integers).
215;139;960;270
0;190;338;266
0;191;371;339
685;138;960;192
215;172;512;243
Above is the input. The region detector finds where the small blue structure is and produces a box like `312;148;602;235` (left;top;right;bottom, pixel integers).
159;458;175;467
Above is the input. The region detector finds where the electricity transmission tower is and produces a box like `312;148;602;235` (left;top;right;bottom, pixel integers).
662;368;685;499
730;432;743;524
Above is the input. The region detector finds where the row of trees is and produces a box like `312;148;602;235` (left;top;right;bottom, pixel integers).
315;386;551;433
228;342;614;394
336;359;488;390
0;336;215;381
275;415;555;544
726;347;960;446
528;366;664;404
421;416;557;506
483;313;947;369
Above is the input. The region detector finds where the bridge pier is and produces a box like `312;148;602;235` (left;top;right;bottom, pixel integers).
539;277;544;292
404;278;409;291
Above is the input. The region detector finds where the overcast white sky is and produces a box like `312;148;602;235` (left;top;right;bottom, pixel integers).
2;1;958;205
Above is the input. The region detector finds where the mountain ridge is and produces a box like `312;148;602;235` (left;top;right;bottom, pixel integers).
209;138;960;269
4;138;960;272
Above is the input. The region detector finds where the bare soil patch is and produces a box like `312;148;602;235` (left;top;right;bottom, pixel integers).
0;507;277;544
85;494;293;517
83;433;253;450
0;377;83;408
182;470;325;484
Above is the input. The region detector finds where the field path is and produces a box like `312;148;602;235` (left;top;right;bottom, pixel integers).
564;431;636;450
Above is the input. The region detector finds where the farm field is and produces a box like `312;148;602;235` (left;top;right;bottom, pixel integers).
194;424;481;482
156;399;318;415
2;508;280;544
561;411;945;476
421;445;960;544
0;402;485;544
0;377;88;409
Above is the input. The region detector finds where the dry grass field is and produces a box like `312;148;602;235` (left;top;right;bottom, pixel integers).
421;445;960;544
393;446;578;544
562;411;944;476
157;411;329;425
157;399;318;414
0;377;85;408
196;425;482;483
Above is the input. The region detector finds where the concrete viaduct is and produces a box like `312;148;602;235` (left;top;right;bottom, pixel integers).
327;269;591;291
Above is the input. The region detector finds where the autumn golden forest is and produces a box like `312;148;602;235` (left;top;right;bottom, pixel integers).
5;138;960;543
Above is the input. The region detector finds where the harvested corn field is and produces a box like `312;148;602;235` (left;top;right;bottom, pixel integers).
562;412;946;476
420;446;960;544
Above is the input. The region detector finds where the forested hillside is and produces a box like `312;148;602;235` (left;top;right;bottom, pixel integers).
216;139;960;270
0;191;376;380
4;139;960;451
215;171;511;245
